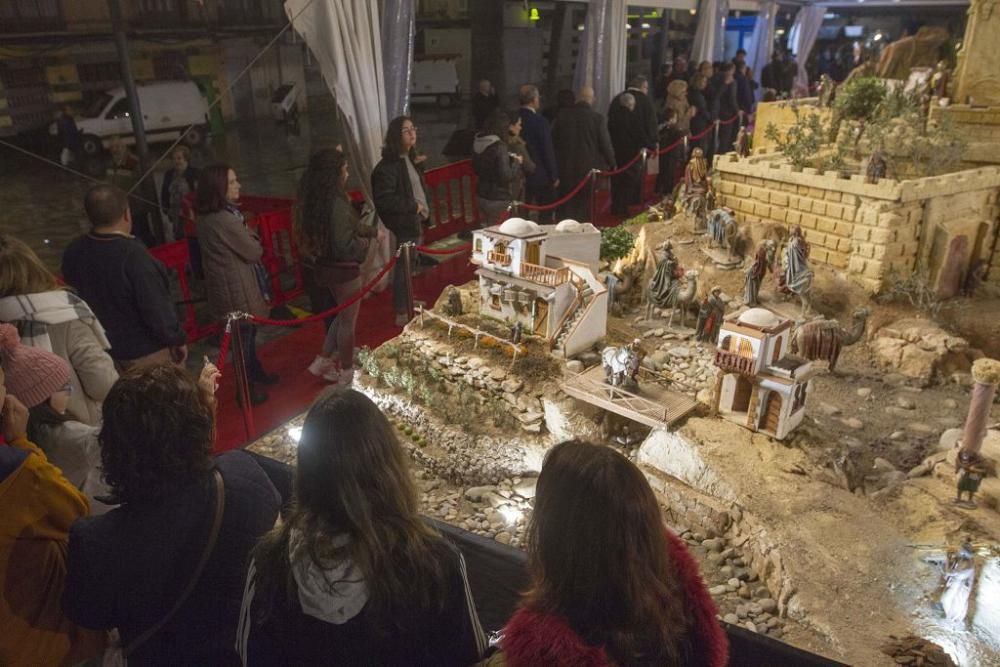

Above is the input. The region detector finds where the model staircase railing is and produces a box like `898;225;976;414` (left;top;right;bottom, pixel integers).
553;278;595;352
520;261;571;286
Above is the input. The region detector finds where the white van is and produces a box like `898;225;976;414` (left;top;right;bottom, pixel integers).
74;81;210;155
410;56;461;108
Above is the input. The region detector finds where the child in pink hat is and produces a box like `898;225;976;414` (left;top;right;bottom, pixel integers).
0;323;112;511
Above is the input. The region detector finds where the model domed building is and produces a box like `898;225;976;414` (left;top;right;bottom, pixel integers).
469;218;608;357
711;308;816;440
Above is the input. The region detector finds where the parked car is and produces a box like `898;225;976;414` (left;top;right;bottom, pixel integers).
70;81;210;155
410;56;461;108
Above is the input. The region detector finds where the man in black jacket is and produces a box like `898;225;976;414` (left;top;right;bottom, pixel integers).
62;185;187;369
712;63;741;155
607;75;658;216
518;85;559;217
551;86;615;221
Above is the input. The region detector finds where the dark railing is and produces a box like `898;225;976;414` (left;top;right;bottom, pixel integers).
715;349;756;376
0;0;64;32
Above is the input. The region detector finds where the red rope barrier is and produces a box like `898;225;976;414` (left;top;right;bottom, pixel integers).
718;114;741;126
690;125;716;141
655;138;685;157
216;325;234;376
414;243;472;255
518;169;596;212
250;255;399;327
596;149;646;178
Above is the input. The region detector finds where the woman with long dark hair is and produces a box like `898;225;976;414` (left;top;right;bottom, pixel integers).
195;164;276;405
296;149;375;385
371;116;430;327
238;387;487;665
63;363;281;665
485;440;728;667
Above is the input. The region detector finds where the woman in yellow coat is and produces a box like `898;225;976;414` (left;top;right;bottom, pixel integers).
0;364;105;666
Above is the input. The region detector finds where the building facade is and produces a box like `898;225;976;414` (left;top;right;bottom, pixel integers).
0;0;306;136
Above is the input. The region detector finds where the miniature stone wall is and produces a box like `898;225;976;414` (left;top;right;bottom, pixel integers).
930;105;1000;165
713;153;1000;294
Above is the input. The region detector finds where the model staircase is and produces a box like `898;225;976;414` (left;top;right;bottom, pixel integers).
555;279;595;354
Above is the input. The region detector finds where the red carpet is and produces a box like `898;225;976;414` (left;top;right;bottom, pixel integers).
213;253;476;453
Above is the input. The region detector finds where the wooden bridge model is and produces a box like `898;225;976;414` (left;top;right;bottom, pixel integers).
561;365;699;430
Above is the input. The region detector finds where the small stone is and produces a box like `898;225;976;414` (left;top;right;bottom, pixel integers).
719;566;733;577
943;398;958;410
896;396;916;410
906;422;935;435
709;585;728;596
748;602;763;615
873;457;897;473
566;360;584;373
668;346;691;359
856;387;873;398
738;585;752;599
707;552;724;565
502;378;524;394
818;402;841;416
466;358;484;369
842;417;863;430
723;613;739;625
464;485;497;502
889;431;907;441
769;628;783;639
766;617;781;629
736;605;749;619
495;531;512;545
759;598;777;613
727;577;741;588
744;621;758;633
702;538;724;552
490;368;507;381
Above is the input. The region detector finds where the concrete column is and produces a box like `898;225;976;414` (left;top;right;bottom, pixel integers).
960;358;1000;455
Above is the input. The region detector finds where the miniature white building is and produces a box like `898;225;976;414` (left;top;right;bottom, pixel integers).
470;218;608;357
711;307;815;440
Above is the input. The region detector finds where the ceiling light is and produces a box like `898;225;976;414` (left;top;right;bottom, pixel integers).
689;8;697;15
641;22;651;29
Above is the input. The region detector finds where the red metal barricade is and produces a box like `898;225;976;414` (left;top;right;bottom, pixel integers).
422;159;480;243
148;239;220;343
159;160;480;342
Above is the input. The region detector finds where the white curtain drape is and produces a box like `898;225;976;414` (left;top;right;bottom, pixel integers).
746;0;777;84
789;5;825;95
381;0;415;118
690;0;730;65
285;0;387;200
573;0;628;111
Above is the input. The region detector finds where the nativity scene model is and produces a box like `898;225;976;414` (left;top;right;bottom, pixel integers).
242;7;1000;660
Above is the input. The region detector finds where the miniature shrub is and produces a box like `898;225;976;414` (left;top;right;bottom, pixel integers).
601;225;636;262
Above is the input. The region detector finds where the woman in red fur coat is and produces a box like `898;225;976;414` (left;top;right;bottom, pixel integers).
482;440;728;667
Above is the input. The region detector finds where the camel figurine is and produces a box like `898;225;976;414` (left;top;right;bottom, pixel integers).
790;307;870;373
601;262;643;316
666;269;699;328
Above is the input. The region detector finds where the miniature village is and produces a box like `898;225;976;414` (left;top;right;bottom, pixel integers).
247;7;1000;666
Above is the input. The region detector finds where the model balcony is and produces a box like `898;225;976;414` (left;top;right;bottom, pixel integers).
519;261;571;287
714;349;756;376
487;250;512;267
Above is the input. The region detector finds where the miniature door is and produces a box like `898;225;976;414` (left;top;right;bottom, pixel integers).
535;298;549;335
525;241;541;266
761;391;782;434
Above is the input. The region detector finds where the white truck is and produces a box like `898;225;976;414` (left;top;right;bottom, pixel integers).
410;56;461;108
73;81;210;155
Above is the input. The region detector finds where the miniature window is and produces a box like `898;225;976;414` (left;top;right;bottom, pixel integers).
474;238;482;253
738;338;753;359
792;384;807;412
490;294;501;310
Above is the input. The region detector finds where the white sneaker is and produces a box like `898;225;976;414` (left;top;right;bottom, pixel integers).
308;356;336;377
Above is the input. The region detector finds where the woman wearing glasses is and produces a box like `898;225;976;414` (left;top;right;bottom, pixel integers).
371;116;430;327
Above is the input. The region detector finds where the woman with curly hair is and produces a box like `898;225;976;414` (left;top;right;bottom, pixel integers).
483;440;727;667
296;148;376;385
238;387;487;665
63;363;280;665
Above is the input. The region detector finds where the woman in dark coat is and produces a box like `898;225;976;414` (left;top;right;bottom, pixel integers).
63;363;281;665
371;116;430;327
195;163;276;405
296;149;375;385
472;109;518;227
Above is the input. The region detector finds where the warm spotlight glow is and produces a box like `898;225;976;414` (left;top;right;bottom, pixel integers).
498;506;523;525
288;426;302;443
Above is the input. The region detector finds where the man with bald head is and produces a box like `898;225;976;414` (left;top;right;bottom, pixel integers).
550;85;616;220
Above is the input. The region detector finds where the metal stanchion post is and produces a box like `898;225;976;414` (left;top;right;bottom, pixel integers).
683;134;689;159
403;242;415;321
230;318;253;441
589;170;598;225
713;120;720;156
